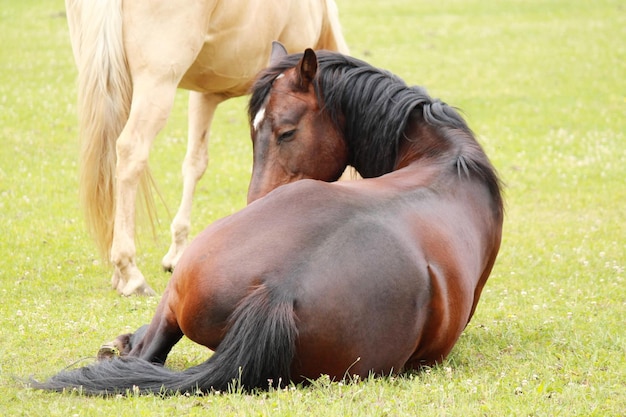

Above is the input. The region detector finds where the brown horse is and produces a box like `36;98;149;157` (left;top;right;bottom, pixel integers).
32;46;503;395
65;0;348;295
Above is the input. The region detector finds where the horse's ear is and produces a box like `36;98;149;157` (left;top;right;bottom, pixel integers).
270;41;289;66
296;48;318;90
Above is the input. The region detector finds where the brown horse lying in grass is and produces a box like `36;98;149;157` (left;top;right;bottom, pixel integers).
31;45;503;395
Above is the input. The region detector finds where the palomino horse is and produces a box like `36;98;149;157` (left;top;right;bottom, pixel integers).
65;0;348;295
32;47;503;394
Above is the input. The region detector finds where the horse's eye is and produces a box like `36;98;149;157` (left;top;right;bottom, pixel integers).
277;129;296;144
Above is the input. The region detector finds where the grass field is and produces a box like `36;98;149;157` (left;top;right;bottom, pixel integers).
1;0;624;415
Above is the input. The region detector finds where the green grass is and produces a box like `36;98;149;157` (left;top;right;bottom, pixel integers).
1;0;624;415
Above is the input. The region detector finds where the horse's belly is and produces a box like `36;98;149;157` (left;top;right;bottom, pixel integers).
287;244;430;380
178;67;251;95
178;0;327;93
292;295;427;381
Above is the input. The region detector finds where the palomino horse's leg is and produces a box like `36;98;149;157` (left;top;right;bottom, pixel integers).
110;81;179;296
162;92;225;272
109;0;208;295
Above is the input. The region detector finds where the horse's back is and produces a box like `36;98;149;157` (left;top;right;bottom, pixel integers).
117;0;346;94
280;178;499;373
260;180;490;376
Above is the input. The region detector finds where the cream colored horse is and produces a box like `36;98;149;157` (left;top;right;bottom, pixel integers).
65;0;349;296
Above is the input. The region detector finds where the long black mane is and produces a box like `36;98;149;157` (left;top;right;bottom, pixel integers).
249;51;503;213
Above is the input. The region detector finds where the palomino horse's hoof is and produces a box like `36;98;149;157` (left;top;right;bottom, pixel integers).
97;343;121;361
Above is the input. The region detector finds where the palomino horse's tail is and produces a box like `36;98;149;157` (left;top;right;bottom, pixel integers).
320;0;350;54
66;0;155;259
31;285;297;394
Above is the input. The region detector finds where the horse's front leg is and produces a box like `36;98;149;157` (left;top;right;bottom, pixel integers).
162;92;224;272
110;82;178;296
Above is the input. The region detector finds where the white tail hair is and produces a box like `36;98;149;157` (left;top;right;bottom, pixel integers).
320;0;350;54
66;0;155;259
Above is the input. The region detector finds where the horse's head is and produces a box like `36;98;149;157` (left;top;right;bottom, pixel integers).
247;44;348;203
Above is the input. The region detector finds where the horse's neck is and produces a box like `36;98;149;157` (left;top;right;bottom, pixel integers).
394;118;453;171
384;120;503;224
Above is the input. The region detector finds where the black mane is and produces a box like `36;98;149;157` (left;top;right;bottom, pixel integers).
249;51;503;212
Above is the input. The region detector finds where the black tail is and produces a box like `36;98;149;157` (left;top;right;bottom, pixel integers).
30;285;297;395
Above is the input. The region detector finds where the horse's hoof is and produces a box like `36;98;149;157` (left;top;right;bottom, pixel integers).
97;343;121;361
120;278;156;297
122;284;156;297
162;244;185;273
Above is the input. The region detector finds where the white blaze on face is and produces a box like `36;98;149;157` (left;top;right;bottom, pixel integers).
254;73;285;131
253;106;266;131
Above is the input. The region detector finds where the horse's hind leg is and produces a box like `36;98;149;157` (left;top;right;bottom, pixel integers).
98;289;184;364
98;323;183;365
109;80;179;296
110;0;209;295
97;324;149;360
162;92;225;272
